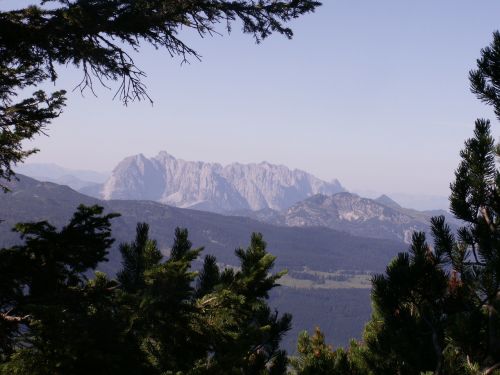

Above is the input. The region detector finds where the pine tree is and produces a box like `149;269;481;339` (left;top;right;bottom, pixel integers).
115;226;293;374
291;328;339;375
363;232;450;374
117;222;163;293
193;233;292;374
138;227;206;372
434;32;500;369
1;210;293;374
0;205;152;374
358;31;500;374
195;254;220;298
470;31;500;120
290;327;367;375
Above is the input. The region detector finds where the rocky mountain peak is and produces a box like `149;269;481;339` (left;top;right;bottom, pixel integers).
96;152;345;213
374;194;402;209
272;191;434;243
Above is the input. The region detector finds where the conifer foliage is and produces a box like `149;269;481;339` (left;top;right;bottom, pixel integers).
290;327;367;375
363;232;451;374
0;211;291;374
0;205;148;374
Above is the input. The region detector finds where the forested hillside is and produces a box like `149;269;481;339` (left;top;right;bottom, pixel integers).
0;174;402;351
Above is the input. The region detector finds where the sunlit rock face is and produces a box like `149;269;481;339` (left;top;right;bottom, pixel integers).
280;192;435;243
99;151;345;213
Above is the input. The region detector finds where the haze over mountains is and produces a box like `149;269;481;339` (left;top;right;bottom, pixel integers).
15;162;109;190
18;159;450;212
16;153;458;244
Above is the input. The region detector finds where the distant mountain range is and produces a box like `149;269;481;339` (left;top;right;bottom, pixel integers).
16;158;453;213
232;192;460;243
353;189;450;212
80;151;345;213
15;163;109;190
15;154;459;244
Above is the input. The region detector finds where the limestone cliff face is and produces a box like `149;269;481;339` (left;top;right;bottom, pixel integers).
100;151;345;213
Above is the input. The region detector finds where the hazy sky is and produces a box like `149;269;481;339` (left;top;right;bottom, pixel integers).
7;1;500;196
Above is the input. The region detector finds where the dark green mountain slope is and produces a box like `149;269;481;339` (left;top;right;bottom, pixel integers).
0;175;405;348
